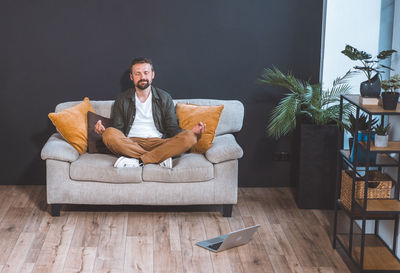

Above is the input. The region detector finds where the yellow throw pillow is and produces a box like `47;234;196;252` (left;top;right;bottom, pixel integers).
48;97;95;154
176;103;224;153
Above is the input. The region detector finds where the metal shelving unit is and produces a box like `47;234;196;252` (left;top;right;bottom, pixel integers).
333;95;400;272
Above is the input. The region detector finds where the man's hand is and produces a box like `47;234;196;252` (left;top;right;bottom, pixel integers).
94;120;106;135
191;121;206;136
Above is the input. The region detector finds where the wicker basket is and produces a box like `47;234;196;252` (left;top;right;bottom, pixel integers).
340;170;392;211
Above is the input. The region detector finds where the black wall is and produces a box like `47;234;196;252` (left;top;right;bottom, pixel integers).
0;0;323;186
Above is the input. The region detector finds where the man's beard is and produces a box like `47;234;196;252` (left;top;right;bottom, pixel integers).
136;80;150;90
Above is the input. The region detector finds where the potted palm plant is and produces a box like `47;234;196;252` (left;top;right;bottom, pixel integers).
381;74;400;110
341;45;396;98
259;68;353;209
374;122;391;147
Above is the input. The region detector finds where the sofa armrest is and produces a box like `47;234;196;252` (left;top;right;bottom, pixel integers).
205;134;243;163
41;133;79;162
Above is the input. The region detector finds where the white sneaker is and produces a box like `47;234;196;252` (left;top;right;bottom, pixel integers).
114;156;140;168
159;157;173;169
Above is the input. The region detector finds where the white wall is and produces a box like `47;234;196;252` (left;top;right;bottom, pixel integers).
321;0;381;91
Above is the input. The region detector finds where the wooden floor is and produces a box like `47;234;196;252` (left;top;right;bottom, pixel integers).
0;186;352;273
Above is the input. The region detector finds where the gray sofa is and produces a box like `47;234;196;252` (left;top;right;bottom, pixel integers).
41;99;244;217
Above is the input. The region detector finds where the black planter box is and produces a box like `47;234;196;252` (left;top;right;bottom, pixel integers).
291;123;339;209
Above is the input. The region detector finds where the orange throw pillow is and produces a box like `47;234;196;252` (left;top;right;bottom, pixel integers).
48;97;95;154
176;103;224;153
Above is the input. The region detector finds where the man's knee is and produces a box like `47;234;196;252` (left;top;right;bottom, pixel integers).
102;127;121;146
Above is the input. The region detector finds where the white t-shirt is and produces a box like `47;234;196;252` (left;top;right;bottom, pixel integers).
127;92;163;138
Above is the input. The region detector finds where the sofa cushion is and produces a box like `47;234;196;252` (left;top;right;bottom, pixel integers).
48;97;95;154
142;153;214;182
176;103;224;153
41;133;79;162
175;99;244;136
70;153;142;183
87;111;113;154
205;134;244;163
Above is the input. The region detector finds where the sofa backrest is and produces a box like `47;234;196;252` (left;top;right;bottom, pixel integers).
55;98;244;135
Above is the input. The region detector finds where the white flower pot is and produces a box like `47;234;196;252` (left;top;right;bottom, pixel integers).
374;134;389;147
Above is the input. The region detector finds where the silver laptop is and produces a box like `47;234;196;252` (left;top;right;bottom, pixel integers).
196;224;260;252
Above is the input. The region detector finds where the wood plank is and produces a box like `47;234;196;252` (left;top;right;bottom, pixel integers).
302;267;335;273
361;140;400;151
126;213;153;238
20;263;35;273
269;255;298;273
24;232;50;264
32;213;78;273
92;212;127;273
124;236;153;273
0;187;18;227
11;186;41;208
225;205;246;273
62;247;97;273
237;189;251;217
124;212;154;273
356;199;400;212
0;207;32;264
344;94;400;114
280;221;320;267
153;214;183;273
21;186;52;265
270;224;304;273
169;213;182;252
202;214;235;273
245;200;284;256
236;216;275;273
337;234;400;270
70;212;103;248
1;232;36;273
297;210;351;273
179;214;214;273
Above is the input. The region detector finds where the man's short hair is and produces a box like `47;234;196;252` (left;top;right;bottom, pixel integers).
130;57;154;73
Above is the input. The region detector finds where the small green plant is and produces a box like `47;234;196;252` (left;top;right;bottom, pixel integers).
341;45;397;82
342;113;378;137
374;122;391;136
259;68;354;139
382;74;400;93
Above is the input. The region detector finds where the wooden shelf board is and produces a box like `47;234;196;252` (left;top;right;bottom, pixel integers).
337;200;396;220
360;141;400;152
340;150;398;166
344;95;400;114
356;199;400;213
337;234;400;270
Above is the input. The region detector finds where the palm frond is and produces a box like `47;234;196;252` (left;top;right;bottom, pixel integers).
259;67;307;95
267;94;299;139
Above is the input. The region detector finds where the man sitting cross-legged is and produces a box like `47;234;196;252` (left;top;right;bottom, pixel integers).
94;57;205;169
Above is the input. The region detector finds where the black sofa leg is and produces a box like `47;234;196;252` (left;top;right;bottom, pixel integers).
50;204;61;216
222;204;233;217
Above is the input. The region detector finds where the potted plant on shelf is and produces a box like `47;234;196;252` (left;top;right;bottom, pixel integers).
259;67;353;209
341;45;396;98
342;112;378;163
374;122;391;148
342;112;378;148
381;74;400;110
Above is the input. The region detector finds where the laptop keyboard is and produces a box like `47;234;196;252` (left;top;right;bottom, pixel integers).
208;241;223;250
